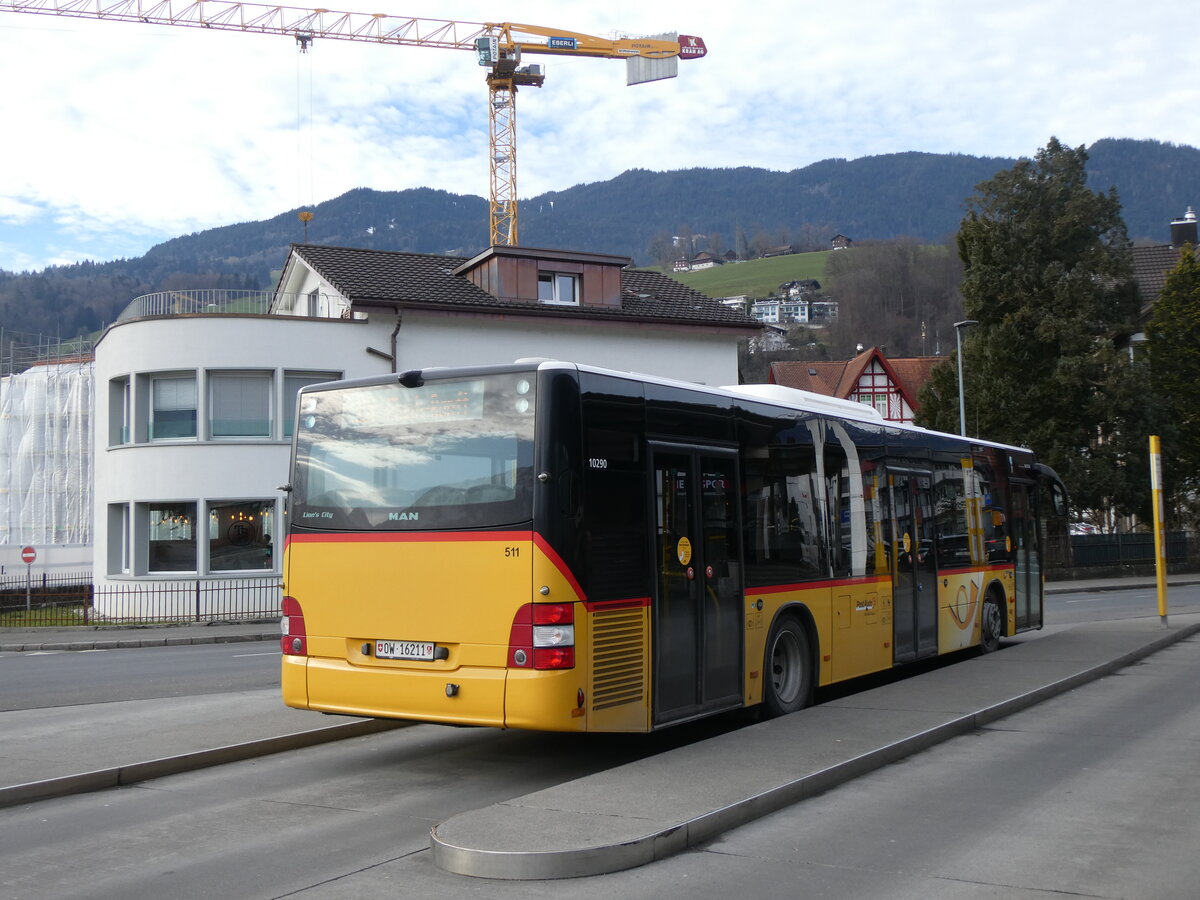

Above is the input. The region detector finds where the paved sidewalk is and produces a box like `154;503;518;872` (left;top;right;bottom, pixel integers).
0;620;279;653
1043;571;1200;595
431;612;1200;879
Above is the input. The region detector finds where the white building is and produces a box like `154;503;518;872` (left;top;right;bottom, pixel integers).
86;244;759;617
751;298;810;325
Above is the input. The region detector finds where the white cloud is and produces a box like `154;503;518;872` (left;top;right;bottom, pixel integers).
1;0;1198;271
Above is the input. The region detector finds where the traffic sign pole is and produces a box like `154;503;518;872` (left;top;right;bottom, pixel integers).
20;546;36;612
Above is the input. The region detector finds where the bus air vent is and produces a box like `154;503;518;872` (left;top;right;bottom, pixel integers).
590;607;646;710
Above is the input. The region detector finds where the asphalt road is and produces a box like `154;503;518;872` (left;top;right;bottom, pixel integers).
1;583;1197;899
1047;581;1200;625
0;641;280;711
3;610;1197;898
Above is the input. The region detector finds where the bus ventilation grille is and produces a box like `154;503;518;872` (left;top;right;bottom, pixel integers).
590;607;646;710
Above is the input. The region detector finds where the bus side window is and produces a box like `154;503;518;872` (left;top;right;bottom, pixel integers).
932;463;968;567
742;444;824;587
825;446;850;579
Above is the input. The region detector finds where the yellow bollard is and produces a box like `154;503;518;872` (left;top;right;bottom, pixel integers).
1149;435;1169;626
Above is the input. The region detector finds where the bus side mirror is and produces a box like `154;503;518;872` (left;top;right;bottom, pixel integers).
1051;484;1068;518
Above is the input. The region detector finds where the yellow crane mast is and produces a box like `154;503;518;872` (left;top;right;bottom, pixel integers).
0;1;707;245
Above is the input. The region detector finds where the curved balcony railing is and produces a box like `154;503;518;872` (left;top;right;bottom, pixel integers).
116;290;348;321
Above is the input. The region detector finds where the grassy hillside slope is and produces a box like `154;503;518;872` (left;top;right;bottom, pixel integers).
669;251;832;299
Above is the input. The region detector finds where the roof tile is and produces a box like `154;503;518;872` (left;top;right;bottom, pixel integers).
291;244;760;330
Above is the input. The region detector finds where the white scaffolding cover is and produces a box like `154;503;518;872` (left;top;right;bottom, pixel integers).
0;362;93;545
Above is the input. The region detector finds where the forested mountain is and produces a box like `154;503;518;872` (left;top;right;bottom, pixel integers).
2;138;1197;341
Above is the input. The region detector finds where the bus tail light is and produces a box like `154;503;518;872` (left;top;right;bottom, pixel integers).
508;603;575;670
281;595;307;656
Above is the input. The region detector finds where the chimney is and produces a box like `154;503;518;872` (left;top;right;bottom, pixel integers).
1170;206;1198;247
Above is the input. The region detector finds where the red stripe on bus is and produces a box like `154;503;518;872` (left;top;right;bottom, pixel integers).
532;532;588;604
284;530;533;548
584;597;651;612
749;575;893;595
938;564;1016;576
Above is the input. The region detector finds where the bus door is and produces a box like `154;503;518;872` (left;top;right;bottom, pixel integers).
649;444;744;725
1010;481;1042;629
887;469;938;663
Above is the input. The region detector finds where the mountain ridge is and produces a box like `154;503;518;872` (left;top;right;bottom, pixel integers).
2;138;1196;341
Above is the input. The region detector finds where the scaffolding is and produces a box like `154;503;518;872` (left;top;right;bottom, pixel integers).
0;329;95;546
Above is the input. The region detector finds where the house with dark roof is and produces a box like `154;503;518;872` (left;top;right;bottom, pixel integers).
768;346;940;424
1132;206;1196;321
272;243;760;386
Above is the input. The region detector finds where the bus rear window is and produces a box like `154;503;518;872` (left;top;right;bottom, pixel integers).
292;374;536;530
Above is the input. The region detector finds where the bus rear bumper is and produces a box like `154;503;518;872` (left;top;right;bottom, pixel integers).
286;655;508;727
281;656;591;731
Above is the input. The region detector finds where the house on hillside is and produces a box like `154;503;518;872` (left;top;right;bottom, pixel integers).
688;251;724;270
768;346;940;424
809;299;839;323
831;233;853;250
751;298;809;325
780;279;821;298
749;324;790;353
90;242;759;613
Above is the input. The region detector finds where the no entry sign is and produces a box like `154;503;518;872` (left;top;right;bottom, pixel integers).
20;546;36;564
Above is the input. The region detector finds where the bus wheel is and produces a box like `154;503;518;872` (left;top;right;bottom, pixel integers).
980;593;1003;654
764;618;812;717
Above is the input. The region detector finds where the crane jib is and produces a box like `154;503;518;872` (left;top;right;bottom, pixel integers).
0;0;708;247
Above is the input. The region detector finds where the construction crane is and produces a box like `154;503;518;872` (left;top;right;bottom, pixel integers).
0;1;707;245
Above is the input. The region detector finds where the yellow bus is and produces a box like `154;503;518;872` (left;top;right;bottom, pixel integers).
280;361;1066;731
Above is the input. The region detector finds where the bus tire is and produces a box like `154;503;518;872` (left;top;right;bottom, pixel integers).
980;592;1004;654
763;617;813;717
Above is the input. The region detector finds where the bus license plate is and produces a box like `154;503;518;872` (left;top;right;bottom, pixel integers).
375;639;435;661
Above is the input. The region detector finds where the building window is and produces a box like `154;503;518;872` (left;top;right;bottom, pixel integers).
210;372;272;438
209;499;275;572
538;271;578;305
283;371;340;437
148;502;196;572
107;504;130;574
109;377;130;446
854;393;890;418
151;375;197;440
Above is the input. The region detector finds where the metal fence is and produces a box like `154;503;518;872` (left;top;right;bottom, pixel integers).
1044;531;1196;569
0;572;281;628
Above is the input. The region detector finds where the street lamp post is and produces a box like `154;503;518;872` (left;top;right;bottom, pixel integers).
954;319;978;436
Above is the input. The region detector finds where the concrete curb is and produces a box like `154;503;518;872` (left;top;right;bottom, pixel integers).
0;717;407;809
430;620;1200;880
0;631;278;653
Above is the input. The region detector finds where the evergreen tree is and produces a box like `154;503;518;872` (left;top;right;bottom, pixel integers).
916;138;1144;518
1145;244;1200;520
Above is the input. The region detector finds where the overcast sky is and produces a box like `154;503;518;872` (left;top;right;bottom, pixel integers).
1;0;1196;273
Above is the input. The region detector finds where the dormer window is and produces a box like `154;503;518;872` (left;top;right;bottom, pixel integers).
538;271;579;305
